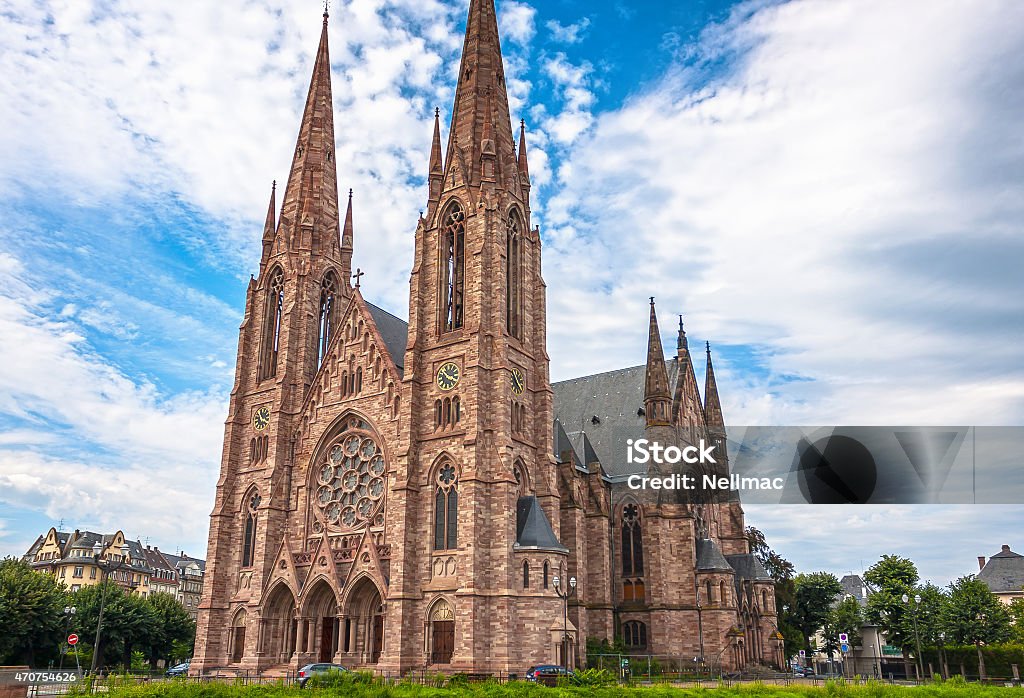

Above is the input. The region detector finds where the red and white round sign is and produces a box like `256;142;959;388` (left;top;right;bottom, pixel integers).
68;634;79;646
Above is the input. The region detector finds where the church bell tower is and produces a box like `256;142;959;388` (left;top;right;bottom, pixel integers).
379;0;568;674
192;10;352;672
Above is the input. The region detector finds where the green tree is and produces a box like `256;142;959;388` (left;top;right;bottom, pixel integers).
746;527;802;663
823;595;863;658
142;592;195;669
943;576;1011;679
0;557;69;666
747;526;795;581
71;582;157;670
1007;597;1024;643
864;555;920;673
792;572;843;656
913;582;948;647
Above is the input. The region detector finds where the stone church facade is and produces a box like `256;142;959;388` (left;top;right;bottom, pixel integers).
192;0;782;677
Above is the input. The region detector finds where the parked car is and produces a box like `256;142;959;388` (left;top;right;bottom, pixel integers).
297;663;348;688
165;660;190;677
525;665;574;685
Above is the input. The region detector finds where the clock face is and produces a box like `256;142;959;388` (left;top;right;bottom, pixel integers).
436;362;461;391
253;407;271;431
510;368;525;395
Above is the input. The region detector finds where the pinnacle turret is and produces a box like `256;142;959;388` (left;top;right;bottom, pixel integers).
644;298;672;427
705;342;726;436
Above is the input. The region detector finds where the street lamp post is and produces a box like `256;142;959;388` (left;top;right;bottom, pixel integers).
696;587;705;674
89;542;131;675
59;606;77;670
552;575;577;669
902;593;924;681
938;632;948;680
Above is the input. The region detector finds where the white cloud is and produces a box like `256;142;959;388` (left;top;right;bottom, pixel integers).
498;1;537;47
546;17;591;44
0;251;225;553
543;0;1024;426
538;53;596;146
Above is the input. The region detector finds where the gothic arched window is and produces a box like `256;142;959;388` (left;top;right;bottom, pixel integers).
317;271;339;369
623;621;648;648
505;210;523;338
621;503;644;576
241;490;261;568
441;203;465;332
543;561;550;589
523;561;530;589
433;462;458;550
720;581;728;605
259;267;285;380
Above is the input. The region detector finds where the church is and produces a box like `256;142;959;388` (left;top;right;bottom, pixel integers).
192;0;781;677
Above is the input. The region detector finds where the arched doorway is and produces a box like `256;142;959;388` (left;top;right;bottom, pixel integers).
262;583;297;664
230;608;247;664
304;579;341;663
342;577;384;665
428;598;455;665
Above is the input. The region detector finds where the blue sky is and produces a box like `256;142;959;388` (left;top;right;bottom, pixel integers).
1;0;1023;586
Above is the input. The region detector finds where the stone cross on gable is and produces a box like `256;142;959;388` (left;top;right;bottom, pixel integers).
353;268;365;289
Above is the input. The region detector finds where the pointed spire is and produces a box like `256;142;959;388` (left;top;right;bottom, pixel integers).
277;12;340;252
644;298;672;427
444;0;517;190
430;108;443;175
705;342;726;435
677;314;688;352
263;180;277;242
517;119;531;183
342;189;354;250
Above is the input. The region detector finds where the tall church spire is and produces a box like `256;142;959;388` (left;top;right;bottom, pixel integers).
443;0;517;190
277;11;341;253
705;342;726;435
644;298;672;427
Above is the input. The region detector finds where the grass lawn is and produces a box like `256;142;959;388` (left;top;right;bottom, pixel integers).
70;675;1021;698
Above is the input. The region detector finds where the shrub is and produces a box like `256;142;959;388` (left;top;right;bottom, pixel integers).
568;668;617;687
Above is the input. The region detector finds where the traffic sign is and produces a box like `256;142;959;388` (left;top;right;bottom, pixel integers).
841;643;850;653
839;633;848;643
799;650;806;658
68;634;79;646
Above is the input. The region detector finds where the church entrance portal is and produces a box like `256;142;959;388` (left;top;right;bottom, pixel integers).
343;578;383;665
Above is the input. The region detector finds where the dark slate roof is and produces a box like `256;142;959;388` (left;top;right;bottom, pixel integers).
726;553;773;582
696;538;733;571
515;496;568;553
164;552;207;574
979;545;1024;594
366;302;407;378
551;360;683;476
840;574;870;606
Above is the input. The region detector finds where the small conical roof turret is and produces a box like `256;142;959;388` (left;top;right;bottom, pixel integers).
644;298;672;427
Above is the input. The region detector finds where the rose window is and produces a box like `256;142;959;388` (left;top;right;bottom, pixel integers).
314;422;386;529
